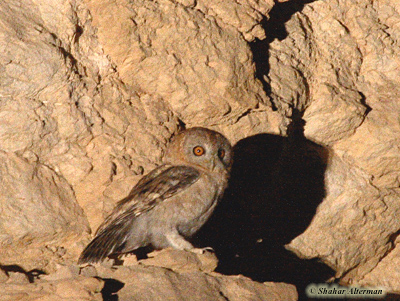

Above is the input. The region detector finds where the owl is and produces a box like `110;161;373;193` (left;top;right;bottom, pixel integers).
78;127;233;264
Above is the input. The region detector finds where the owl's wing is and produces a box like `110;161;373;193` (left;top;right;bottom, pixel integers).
78;165;200;264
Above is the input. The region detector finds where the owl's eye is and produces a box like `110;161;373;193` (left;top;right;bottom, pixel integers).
193;146;205;156
218;149;225;159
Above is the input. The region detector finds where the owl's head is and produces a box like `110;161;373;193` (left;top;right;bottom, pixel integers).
164;127;233;173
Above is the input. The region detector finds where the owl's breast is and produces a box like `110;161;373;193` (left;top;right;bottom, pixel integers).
175;170;227;237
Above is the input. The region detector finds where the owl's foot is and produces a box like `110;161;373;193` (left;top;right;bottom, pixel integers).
165;232;215;254
165;232;195;250
189;246;215;254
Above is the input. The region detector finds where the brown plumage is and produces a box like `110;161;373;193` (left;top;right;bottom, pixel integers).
78;127;232;264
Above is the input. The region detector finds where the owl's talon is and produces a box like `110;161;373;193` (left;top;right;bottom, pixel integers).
202;246;215;253
190;247;215;254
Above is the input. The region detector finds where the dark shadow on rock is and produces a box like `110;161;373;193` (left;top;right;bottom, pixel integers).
0;264;46;283
193;110;334;300
100;278;125;301
250;0;317;103
201;1;333;299
248;0;318;117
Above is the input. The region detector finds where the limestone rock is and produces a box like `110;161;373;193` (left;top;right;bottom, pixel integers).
0;274;104;301
190;0;274;42
268;1;368;144
84;0;272;127
2;0;400;297
0;0;181;237
138;248;219;273
6;271;29;284
80;249;295;300
0;151;89;269
97;264;297;301
0;269;8;283
0;250;296;300
287;154;400;279
267;0;400;291
358;238;400;292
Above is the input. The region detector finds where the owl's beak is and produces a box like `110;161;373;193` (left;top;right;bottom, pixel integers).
210;157;217;172
210;157;225;173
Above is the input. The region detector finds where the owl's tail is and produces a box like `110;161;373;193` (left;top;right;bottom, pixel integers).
78;222;131;264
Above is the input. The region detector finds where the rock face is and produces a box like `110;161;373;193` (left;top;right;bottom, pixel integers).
0;250;298;300
266;0;400;288
98;250;298;301
0;151;88;270
1;0;400;298
0;267;104;301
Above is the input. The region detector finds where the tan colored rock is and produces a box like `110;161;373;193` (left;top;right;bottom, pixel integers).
267;0;400;292
84;0;272;127
263;282;299;301
268;2;368;144
79;265;98;278
40;264;80;281
55;277;103;299
0;269;8;283
80;249;296;300
138;248;218;273
6;272;29;284
72;89;179;230
3;0;400;297
97;264;297;301
287;154;400;279
216;276;298;301
0;151;89;268
0;275;103;301
0;0;181;240
358;238;400;293
190;0;274;42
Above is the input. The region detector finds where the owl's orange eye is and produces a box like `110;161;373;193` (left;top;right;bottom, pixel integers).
218;149;225;159
193;146;205;156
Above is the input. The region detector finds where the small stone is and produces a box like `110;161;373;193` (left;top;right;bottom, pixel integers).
81;277;104;293
6;272;29;284
40;264;80;281
196;250;219;273
100;257;115;268
139;248;218;273
55;279;89;298
79;265;98;278
121;253;139;266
